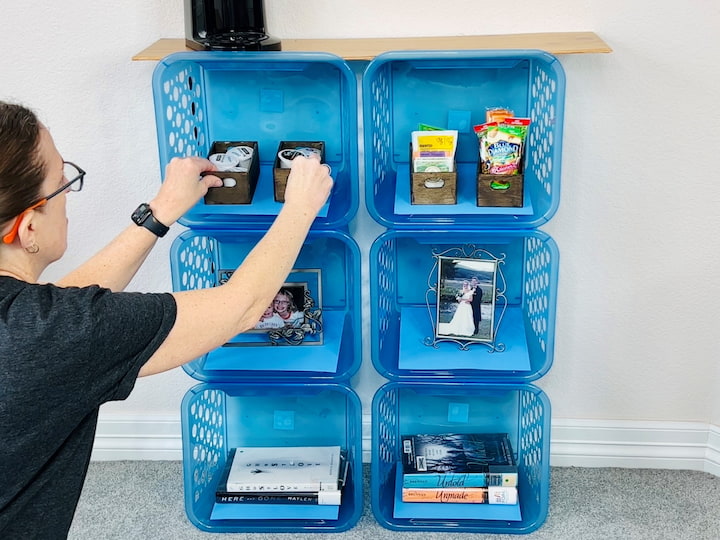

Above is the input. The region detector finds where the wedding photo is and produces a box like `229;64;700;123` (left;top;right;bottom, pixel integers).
436;256;497;343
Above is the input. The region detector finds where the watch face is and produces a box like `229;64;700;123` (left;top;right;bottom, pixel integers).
132;203;169;237
132;203;151;223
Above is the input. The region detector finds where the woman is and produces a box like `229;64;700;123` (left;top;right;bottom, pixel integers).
272;288;304;327
442;280;476;336
0;101;332;538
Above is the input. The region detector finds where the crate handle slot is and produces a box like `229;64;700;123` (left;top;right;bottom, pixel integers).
424;178;445;189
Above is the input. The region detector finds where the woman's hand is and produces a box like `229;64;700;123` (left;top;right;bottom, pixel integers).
149;157;223;226
282;155;333;216
143;156;334;376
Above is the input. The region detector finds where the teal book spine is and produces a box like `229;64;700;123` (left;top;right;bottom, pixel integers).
402;470;518;488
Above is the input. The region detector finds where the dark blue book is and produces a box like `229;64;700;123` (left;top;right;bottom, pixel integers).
401;433;518;488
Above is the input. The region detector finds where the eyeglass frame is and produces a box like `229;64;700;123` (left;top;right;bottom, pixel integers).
2;161;86;245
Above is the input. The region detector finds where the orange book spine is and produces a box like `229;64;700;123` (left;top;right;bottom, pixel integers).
401;486;517;504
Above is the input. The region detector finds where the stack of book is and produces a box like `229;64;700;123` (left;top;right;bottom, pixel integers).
213;445;347;518
400;432;519;505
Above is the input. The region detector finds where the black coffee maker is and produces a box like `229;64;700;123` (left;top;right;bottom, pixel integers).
185;0;281;51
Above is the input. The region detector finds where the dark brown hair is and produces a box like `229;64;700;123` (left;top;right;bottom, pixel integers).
0;101;46;228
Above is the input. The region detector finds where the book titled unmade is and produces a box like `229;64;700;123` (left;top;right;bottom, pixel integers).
402;486;518;504
219;446;343;493
401;433;518;488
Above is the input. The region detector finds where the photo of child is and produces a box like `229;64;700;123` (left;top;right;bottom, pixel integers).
251;287;304;330
221;268;323;346
252;303;284;330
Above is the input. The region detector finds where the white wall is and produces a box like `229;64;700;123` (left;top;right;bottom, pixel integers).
2;1;719;441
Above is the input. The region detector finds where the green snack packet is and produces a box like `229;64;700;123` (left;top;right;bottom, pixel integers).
418;123;445;131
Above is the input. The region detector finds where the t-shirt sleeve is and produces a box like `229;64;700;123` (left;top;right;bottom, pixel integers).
3;282;177;405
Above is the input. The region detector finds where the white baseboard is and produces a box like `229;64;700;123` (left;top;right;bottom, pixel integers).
92;414;720;476
91;415;182;461
704;424;720;476
551;419;720;474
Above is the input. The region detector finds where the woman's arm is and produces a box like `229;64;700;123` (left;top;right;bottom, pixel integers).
139;156;332;377
57;158;221;291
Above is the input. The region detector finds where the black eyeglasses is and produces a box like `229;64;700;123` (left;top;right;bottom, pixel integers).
44;161;86;201
2;161;86;244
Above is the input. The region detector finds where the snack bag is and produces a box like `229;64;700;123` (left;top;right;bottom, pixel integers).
412;130;458;159
474;118;531;175
417;123;445;131
486;107;515;124
411;129;458;173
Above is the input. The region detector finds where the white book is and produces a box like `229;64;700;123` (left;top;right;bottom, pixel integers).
222;446;343;492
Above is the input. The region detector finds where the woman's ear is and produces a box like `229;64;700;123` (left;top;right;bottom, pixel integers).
16;209;39;251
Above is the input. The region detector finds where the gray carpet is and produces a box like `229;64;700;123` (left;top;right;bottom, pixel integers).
69;462;720;539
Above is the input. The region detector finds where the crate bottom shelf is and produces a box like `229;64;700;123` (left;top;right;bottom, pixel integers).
211;502;340;520
398;306;531;371
193;165;331;218
394;162;534;216
204;310;345;373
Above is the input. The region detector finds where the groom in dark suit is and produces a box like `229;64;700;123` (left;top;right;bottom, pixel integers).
469;277;483;335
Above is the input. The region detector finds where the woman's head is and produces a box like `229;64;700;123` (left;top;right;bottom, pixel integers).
0;102;46;231
0;101;73;265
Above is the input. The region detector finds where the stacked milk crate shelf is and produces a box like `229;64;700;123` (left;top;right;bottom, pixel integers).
363;50;565;533
151;51;363;533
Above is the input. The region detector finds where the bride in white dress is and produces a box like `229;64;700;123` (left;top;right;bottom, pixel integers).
441;280;476;337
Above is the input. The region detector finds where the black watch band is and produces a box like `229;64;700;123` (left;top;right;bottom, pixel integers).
131;203;169;238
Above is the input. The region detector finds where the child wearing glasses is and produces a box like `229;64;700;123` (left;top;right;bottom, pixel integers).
273;288;304;327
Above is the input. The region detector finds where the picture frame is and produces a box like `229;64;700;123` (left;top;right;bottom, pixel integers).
221;268;323;346
435;256;497;343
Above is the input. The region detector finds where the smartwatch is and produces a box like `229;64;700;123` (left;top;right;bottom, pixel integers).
131;203;169;238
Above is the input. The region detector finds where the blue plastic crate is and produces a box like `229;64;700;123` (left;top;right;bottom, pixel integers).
152;51;358;230
182;382;363;533
170;228;361;382
370;229;558;382
371;381;550;533
362;50;565;228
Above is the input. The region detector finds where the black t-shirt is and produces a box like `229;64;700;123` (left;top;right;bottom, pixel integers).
0;277;177;539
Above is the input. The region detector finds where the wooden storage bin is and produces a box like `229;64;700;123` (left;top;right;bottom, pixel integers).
411;170;457;204
476;173;524;207
273;141;325;202
204;141;259;205
476;156;524;207
409;144;457;205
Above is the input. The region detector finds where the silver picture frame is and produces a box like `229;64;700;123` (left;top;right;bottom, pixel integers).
220;268;323;346
425;246;507;352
